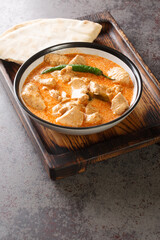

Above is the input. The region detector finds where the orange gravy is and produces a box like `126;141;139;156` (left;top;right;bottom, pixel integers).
23;53;134;127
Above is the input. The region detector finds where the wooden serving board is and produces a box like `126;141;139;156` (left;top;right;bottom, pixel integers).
0;11;160;180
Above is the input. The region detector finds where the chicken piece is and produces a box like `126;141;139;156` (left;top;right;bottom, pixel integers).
89;81;106;95
51;66;77;83
60;65;72;74
49;89;61;101
70;77;89;105
69;54;86;65
72;89;88;100
70;77;88;99
50;71;59;81
89;81;109;102
69;76;90;85
21;83;46;110
60;65;75;83
105;88;114;101
51;70;71;83
111;92;129;115
44;53;70;66
39;78;56;88
107;67;131;86
77;94;89;105
55;65;75;83
85;102;98;114
34;75;56;88
69;77;88;90
52;100;79;116
52;101;76;117
105;85;123;101
57;101;76;115
89;81;100;95
52;103;62;117
58;105;69;115
65;101;85;112
85;112;102;125
80;77;91;84
61;91;70;103
56;106;84;127
64;100;78;108
58;100;84;114
111;85;122;95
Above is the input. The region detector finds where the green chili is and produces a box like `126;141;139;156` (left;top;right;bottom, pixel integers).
41;64;67;73
41;64;114;80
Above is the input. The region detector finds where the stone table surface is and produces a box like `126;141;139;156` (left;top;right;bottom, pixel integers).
0;0;160;240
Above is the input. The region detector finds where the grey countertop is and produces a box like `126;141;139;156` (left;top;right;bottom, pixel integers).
0;1;160;240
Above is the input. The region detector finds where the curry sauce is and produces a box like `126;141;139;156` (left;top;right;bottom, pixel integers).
22;53;134;127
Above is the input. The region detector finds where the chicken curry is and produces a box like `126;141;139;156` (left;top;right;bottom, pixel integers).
21;53;134;127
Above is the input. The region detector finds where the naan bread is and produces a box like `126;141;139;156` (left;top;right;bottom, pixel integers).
0;18;102;64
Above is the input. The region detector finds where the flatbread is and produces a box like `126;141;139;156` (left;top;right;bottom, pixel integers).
0;19;42;38
0;18;102;64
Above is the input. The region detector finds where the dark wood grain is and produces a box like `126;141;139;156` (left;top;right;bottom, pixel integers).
0;11;159;180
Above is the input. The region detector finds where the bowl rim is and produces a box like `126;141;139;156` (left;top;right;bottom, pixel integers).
14;42;142;131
